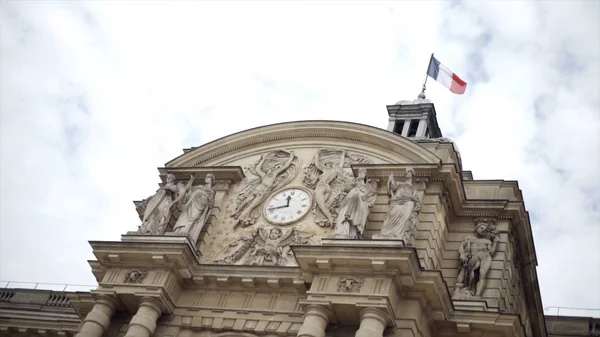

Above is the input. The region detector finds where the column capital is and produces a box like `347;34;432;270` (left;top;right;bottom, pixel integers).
359;307;389;326
90;290;118;308
303;304;333;321
138;296;164;313
93;294;117;310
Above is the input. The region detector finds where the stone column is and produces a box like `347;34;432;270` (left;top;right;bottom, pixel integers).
297;304;332;337
124;297;162;337
75;295;116;337
416;118;428;137
355;307;389;337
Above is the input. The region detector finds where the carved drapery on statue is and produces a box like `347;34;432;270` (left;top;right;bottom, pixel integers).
138;173;193;235
452;219;500;300
302;149;372;227
172;174;216;244
135;174;215;245
232;150;299;228
374;168;421;245
330;168;378;239
213;227;316;266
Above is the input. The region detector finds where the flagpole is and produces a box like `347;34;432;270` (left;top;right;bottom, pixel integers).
418;53;434;99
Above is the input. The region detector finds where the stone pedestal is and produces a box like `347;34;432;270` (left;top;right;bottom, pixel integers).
124;297;162;337
75;295;116;337
297;304;332;337
355;307;389;337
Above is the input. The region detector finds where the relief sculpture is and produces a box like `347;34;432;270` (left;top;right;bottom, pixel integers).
137;173;194;235
303;149;372;227
374;168;421;246
452;220;500;300
330;168;378;239
213;227;316;266
232;150;299;228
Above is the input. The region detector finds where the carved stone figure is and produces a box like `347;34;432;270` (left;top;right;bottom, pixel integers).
173;174;216;244
303;149;372;227
331;168;378;239
232;150;299;228
374;169;421;245
304;149;345;226
453;220;500;299
124;270;148;284
337;277;364;293
138;173;193;235
213;227;316;266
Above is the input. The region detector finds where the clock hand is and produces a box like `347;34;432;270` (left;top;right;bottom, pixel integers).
267;195;293;211
268;204;289;211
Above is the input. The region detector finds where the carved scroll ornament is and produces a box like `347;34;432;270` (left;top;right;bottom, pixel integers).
124;270;148;284
337;277;364;293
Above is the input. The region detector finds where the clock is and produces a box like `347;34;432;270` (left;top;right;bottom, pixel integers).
264;188;312;225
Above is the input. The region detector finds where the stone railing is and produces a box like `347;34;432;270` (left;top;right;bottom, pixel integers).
0;281;97;292
0;281;96;309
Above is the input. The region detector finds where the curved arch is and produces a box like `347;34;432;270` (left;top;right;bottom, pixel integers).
166;120;441;167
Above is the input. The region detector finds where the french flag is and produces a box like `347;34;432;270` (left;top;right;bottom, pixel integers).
427;56;467;94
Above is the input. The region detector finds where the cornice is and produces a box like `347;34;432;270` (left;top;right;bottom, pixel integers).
165;121;442;167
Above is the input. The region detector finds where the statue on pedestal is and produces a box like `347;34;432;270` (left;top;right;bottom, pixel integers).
138;173;193;235
453;220;500;299
330;168;378;239
374;168;421;245
173;174;216;244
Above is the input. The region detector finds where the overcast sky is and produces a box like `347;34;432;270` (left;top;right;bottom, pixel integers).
1;0;599;317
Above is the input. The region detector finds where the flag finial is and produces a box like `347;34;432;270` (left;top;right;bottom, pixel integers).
418;85;426;99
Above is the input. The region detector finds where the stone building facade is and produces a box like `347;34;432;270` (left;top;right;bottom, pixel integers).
0;99;597;337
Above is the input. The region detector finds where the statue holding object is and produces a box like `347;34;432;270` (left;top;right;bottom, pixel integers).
330;168;378;239
138;173;194;235
173;174;216;244
374;168;421;245
453;220;500;299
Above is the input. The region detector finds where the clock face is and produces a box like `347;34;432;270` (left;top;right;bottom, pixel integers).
264;188;312;225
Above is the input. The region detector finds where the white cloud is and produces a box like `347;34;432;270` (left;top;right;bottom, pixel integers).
0;0;598;316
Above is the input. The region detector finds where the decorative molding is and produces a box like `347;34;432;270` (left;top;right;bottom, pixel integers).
337;277;364;293
124;270;148;284
187;132;427;167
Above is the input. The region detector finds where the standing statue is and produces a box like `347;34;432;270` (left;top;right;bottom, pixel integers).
173;174;216;244
374;168;421;245
138;173;193;235
331;168;378;239
303;149;372;227
232;150;298;228
453;220;500;299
